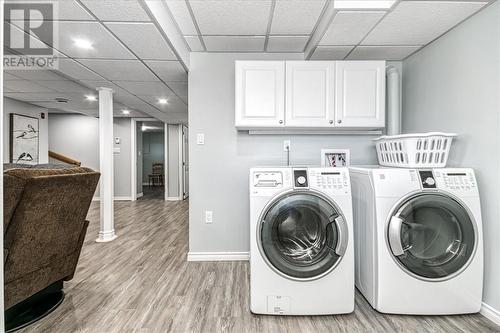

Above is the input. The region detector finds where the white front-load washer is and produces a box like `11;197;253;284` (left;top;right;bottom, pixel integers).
350;166;483;315
250;167;354;315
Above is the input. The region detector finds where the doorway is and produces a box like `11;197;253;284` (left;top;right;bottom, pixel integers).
137;121;165;200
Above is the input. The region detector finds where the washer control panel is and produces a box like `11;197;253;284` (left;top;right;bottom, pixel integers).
293;169;308;188
309;168;350;194
434;169;477;192
418;170;437;189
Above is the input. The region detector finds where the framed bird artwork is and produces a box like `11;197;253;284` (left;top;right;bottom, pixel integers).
10;114;39;165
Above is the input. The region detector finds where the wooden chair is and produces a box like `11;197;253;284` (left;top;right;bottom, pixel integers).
148;162;164;187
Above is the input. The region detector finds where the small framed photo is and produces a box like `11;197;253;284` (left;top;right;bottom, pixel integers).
321;149;350;167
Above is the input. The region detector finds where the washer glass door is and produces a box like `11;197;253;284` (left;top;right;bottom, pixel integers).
259;191;347;280
387;193;476;280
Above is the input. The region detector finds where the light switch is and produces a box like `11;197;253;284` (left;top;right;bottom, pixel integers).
197;133;205;145
205;211;213;224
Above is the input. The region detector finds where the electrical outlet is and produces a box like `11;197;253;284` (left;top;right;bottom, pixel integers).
283;140;291;152
205;211;213;224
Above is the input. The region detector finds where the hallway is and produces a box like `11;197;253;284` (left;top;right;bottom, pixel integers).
20;199;499;333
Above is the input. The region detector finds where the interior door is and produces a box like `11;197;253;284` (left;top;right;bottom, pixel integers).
259;191;348;280
387;193;476;280
285;61;335;128
335;61;385;128
182;125;189;199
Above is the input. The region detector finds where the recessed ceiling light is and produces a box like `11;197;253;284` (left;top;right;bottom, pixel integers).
334;0;396;9
158;98;169;105
85;95;97;101
122;109;130;115
73;38;93;49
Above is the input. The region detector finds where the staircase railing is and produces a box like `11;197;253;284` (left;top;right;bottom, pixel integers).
48;151;82;166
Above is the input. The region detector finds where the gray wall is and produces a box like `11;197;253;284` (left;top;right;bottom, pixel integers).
136;121;143;194
188;53;379;253
113;118;132;198
48;113;99;170
48;114;133;198
167;124;180;198
3;97;49;163
142;131;165;183
402;2;500;310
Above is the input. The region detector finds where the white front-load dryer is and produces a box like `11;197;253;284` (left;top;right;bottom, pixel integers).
250;167;354;315
350;166;483;315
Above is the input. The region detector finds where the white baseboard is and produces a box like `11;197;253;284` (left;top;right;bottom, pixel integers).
92;196;133;202
481;302;500;326
187;251;250;262
167;196;182;201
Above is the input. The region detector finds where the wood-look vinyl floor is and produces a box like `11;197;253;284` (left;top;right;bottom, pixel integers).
20;198;500;333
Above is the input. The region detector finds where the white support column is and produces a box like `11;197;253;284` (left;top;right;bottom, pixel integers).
96;87;117;243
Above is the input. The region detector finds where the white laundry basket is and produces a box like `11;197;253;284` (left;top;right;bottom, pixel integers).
374;132;457;168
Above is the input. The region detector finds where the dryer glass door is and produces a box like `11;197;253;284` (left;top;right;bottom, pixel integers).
387;193;476;280
259;191;348;280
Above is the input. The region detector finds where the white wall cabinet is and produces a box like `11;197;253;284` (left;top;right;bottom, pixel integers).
285;61;335;128
235;61;285;128
335;61;385;128
235;60;386;130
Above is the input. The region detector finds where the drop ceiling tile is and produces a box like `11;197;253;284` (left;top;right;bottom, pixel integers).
78;80;130;96
189;0;272;35
54;0;95;21
184;36;204;52
79;59;159;81
4;73;21;80
56;21;135;59
35;80;94;93
168;82;188;101
267;36;308;52
79;0;151;21
5;21;54;52
144;61;187;82
4;69;64;81
320;11;385;46
166;0;198;35
3;92;93;105
346;45;421;60
4;79;56;93
139;95;187;111
311;46;354;60
362;1;487;45
105;22;177;60
57;59;104;81
113;81;174;96
271;0;326;34
203;36;265;52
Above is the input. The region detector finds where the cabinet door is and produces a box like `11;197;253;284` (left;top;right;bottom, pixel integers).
235;61;285;128
335;61;385;128
285;61;335;128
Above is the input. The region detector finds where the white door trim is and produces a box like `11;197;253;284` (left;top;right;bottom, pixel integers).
178;124;183;200
164;123;169;201
130;118;137;201
131;118;167;201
